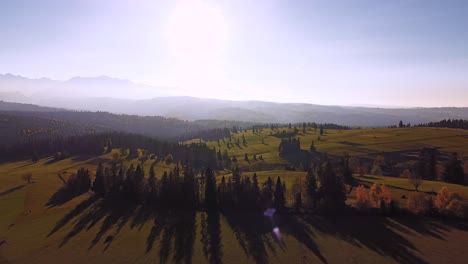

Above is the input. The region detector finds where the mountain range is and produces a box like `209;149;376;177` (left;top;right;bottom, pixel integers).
2;73;468;126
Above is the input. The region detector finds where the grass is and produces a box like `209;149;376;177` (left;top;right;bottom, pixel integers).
2;127;468;263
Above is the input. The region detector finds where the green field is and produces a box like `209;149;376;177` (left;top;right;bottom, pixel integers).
194;127;468;165
2;127;468;263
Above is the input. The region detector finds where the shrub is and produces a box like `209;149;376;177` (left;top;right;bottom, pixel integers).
22;172;33;183
407;192;431;215
369;183;392;208
355;185;369;210
435;186;468;218
164;154;174;165
434;186;450;211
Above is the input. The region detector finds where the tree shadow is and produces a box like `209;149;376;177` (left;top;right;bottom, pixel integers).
47;194;100;237
276;214;328;263
13;161;34;169
0;185;25;197
389;216;468;241
45;187;87;207
304;214;429;264
48;192;198;262
221;211;276;264
200;212;223;264
156;211;197;264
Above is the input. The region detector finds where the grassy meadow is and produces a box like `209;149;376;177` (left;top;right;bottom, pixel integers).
2;127;468;263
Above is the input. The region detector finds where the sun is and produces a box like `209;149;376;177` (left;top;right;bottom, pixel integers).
168;0;227;65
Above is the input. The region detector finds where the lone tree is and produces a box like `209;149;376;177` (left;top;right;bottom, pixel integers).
309;141;316;152
405;169;422;191
22;172;33;183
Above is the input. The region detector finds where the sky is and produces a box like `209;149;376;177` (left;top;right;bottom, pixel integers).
0;0;468;107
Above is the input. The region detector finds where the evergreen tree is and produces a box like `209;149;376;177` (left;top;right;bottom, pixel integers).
205;168;218;211
443;152;465;184
318;162;346;211
274;176;286;210
31;149;39;162
310;141;316;152
294;192;302;213
148;164;158;204
306;169;317;207
262;177;274;208
340;153;353;184
92;163;106;195
217;175;227;207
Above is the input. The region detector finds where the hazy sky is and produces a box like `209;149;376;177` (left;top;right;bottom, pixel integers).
1;0;468;106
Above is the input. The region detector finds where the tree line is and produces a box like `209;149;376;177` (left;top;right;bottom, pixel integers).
62;159;350;214
1;132;217;169
415;119;468;130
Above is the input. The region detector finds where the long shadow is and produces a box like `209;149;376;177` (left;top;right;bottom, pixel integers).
276;214;328;263
13;162;34;169
390;216;468;241
304;214;428;264
88;197;138;250
0;185;26;197
45;187;87;207
221;211;275;264
157;211;197;264
47;195;99;237
201;212;223;264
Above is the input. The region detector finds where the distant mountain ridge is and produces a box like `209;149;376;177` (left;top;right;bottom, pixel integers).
0;73;169;100
2;73;468;126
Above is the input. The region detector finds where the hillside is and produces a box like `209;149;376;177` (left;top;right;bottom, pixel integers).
1;127;468;263
0;101;256;143
2;74;468;126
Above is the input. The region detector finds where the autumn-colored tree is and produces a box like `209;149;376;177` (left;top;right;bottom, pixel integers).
434;186;451;211
407;192;431;215
370;155;384;175
369;183;392;208
355;185;369;210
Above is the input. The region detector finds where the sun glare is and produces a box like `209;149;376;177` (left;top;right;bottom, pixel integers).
168;0;227;64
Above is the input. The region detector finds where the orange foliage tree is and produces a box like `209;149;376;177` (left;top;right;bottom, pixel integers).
407;192;431;215
369;183;392;208
355;185;369;210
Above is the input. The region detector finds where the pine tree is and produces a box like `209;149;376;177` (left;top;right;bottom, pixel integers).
92;163;106;195
443;152;465;184
294;192;302;213
310;141;316;152
318;162;346;211
205;168;218;211
148;164;158;204
306;169;317;207
340;153;353;184
262;177;274;208
274;176;286;210
218;175;226;207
